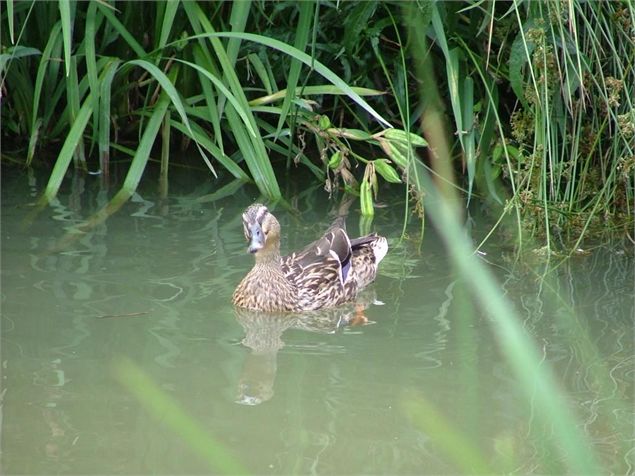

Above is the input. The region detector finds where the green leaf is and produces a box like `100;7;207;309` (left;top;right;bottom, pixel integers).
181;2;280;198
462;75;476;204
0;46;41;74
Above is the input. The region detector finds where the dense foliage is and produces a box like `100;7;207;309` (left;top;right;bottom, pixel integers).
1;1;633;245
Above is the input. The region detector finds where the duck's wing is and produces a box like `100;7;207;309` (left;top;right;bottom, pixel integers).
288;221;353;283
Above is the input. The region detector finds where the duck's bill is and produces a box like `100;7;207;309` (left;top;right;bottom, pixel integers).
248;223;265;253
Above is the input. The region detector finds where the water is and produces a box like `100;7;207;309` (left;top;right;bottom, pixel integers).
2;168;633;474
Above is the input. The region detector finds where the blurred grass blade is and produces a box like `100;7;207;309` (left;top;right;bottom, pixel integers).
0;46;41;75
420;145;602;476
114;358;248;474
403;395;493;474
226;0;250;65
160;109;170;197
247;52;273;95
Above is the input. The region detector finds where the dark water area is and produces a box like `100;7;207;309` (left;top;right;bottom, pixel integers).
1;166;633;474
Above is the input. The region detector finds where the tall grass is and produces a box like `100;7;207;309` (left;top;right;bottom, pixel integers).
1;1;421;222
420;1;634;249
1;1;632;239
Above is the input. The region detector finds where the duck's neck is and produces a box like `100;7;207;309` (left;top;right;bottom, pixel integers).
253;247;282;269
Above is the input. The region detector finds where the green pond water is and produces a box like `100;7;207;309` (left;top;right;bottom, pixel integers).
1;168;633;474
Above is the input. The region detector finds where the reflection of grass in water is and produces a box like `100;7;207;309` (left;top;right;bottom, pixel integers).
113;357;248;475
377;238;421;281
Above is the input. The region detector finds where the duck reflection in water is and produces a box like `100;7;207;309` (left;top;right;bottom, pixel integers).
234;291;377;406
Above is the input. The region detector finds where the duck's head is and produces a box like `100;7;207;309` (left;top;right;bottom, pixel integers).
242;203;281;258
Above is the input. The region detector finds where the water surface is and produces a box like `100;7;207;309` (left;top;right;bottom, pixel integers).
2;168;633;474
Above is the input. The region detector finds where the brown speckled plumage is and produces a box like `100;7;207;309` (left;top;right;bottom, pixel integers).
232;203;388;312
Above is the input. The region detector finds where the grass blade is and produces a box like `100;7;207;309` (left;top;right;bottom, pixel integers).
41;92;93;202
182;1;280;198
169;117;248;180
98;59;121;174
7;0;14;44
120;71;173;194
27;23;62;166
275;1;313;137
249;85;384;107
125;58;215;176
65;56;86;169
209;31;393;129
173;58;257;138
158;0;179;49
114;358;248;474
58;0;72;77
95;2;147;57
192;45;224;153
85;2;101;147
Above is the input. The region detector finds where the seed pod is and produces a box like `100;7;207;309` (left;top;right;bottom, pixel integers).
384;128;428;147
360;179;374;216
318;115;331;129
374;159;402;183
328;151;342;169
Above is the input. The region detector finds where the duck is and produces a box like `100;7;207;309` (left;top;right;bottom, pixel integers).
232;203;388;312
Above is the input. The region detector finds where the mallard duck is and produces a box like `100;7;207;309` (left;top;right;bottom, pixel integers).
232;203;388;312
